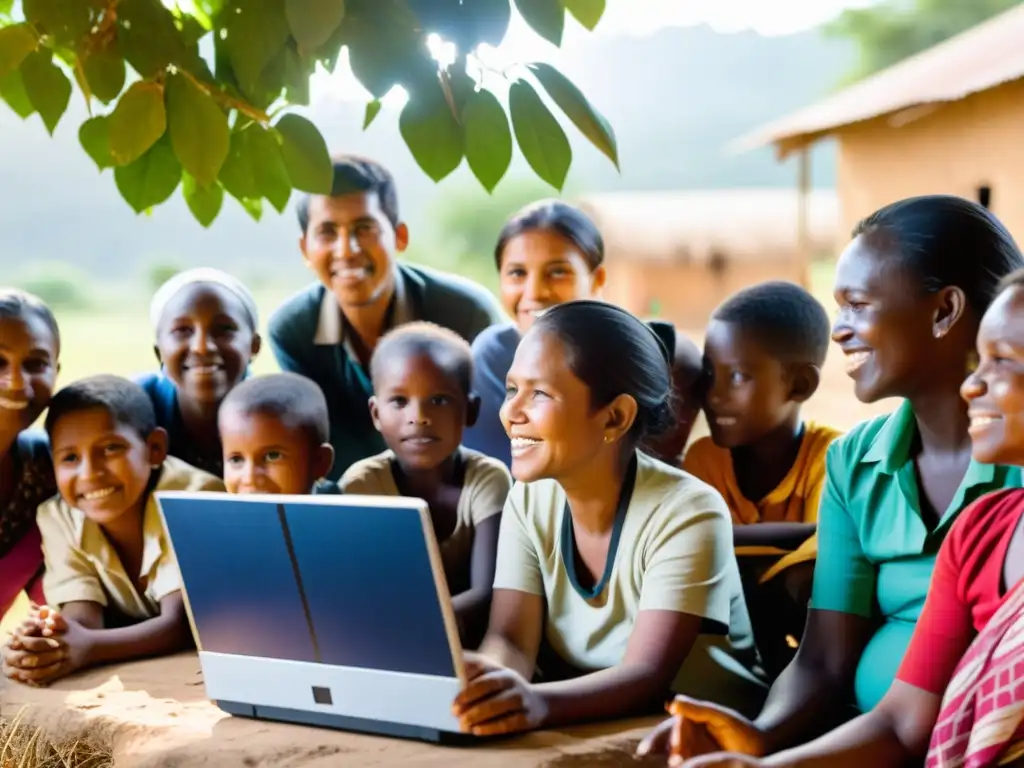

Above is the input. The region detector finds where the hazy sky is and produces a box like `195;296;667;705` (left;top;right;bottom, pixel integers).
315;0;880;103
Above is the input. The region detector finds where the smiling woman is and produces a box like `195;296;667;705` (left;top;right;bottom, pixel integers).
651;271;1024;768
451;300;764;737
464;199;705;467
135;268;262;477
639;195;1024;767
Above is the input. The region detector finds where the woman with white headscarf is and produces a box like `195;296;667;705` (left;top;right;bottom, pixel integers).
135;268;261;476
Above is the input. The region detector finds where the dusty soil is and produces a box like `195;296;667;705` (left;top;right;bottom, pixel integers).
1;654;667;767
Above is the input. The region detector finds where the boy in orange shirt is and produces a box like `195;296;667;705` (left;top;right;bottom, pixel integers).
683;281;841;677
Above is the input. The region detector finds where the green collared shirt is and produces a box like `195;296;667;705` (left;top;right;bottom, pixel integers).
810;400;1021;712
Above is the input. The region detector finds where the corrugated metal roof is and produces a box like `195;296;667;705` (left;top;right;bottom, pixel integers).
734;3;1024;156
575;188;839;263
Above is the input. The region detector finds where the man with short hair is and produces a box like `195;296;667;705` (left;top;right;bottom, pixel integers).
268;155;505;480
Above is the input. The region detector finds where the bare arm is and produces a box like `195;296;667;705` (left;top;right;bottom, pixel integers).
764;681;940;767
734;523;817;550
536;609;703;728
477;587;545;680
451;514;501;648
58;600;105;629
75;592;192;668
755;609;875;753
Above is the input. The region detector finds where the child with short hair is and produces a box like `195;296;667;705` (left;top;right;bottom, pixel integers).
0;290;60;622
218;372;338;495
341;322;512;647
683;281;842;676
1;375;224;686
138;268;262;477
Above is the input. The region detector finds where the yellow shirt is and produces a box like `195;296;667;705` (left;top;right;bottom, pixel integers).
682;422;842;581
38;456;224;619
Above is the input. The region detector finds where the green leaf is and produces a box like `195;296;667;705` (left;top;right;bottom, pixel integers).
190;0;224;30
225;0;290;96
183;173;224;227
247;125;292;211
118;0;207;78
79;115;113;169
114;135;182;213
239;195;263;221
80;36;125;103
19;51;70;135
175;13;209;47
563;0;604;30
219;128;260;200
461;88;511;192
399;79;463;183
219;124;291;212
275;112;332;194
261;41;310;106
345;0;435;98
0;0;13;16
0;69;34;118
23;0;92;45
285;0;345;52
165;72;229;186
108;81;167;165
528;62;618;168
514;0;564;46
508;79;570;190
407;0;511;52
363;99;381;129
0;23;37;78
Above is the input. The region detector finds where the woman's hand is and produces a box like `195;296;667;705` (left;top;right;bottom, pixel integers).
451;652;548;736
636;696;766;765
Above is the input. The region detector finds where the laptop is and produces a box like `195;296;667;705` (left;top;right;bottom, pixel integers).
155;491;471;743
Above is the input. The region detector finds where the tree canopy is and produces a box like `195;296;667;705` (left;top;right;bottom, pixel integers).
826;0;1022;85
0;0;618;226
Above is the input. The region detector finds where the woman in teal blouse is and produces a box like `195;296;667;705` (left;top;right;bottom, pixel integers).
637;195;1024;766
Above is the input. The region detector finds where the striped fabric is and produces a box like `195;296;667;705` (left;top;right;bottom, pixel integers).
927;578;1024;767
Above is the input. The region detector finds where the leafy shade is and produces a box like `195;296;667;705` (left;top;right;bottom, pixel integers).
0;0;617;227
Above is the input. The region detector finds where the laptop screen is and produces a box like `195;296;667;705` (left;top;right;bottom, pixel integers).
158;494;459;679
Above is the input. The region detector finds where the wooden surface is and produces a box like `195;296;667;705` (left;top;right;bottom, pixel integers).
1;653;666;767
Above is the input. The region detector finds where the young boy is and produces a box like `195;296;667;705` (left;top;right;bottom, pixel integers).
218;372;339;495
267;155;505;482
340;322;511;648
683;281;842;677
1;375;224;686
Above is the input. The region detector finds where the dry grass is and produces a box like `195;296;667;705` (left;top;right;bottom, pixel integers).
0;709;112;768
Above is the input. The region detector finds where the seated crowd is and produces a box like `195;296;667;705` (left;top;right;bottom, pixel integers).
1;154;1023;766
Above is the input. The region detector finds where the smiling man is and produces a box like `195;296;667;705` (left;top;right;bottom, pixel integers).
268;156;505;481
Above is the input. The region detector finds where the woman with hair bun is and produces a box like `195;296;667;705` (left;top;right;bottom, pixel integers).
451;300;764;736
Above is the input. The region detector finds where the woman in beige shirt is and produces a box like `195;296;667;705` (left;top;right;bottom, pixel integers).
451;301;764;737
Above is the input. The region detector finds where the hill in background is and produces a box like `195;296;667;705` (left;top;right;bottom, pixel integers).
0;22;853;294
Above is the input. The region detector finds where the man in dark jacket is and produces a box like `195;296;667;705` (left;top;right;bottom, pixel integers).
268;155;505;480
